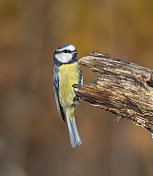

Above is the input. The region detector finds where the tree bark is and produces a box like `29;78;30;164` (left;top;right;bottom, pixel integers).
73;52;153;134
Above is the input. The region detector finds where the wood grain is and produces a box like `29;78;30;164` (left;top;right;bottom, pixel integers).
73;52;153;133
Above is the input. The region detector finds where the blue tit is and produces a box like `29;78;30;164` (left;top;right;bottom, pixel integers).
53;44;83;148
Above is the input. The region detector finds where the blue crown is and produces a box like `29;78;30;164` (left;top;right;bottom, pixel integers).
57;44;72;50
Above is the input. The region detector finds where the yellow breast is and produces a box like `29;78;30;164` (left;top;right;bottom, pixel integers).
58;62;80;109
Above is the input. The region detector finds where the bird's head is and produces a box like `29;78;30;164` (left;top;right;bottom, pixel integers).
54;44;78;65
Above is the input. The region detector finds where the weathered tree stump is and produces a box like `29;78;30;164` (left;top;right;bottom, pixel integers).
73;52;153;134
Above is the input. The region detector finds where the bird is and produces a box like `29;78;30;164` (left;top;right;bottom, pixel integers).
53;44;83;147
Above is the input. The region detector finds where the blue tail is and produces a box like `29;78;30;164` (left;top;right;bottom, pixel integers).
66;112;82;148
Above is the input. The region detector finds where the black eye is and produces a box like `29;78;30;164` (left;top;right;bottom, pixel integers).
64;50;68;53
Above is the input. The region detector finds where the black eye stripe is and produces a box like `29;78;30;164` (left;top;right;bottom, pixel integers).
55;49;74;54
64;50;72;53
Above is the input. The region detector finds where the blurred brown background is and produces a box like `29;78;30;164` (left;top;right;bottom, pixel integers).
0;0;153;176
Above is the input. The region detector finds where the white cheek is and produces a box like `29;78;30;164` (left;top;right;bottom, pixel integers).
56;53;72;63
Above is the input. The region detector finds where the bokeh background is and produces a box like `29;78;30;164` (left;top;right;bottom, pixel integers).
1;0;153;176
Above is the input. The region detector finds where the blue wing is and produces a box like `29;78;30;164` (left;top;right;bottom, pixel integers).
53;67;65;122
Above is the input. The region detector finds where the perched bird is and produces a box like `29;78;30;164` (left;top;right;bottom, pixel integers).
53;44;83;147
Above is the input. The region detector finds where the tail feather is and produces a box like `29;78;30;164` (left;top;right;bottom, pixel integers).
66;112;82;148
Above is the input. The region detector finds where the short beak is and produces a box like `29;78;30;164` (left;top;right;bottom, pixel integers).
73;50;78;54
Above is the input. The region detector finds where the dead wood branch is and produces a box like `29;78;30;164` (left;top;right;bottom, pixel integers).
73;52;153;134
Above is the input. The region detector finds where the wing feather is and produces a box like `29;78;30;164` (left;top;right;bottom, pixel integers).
53;67;65;122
